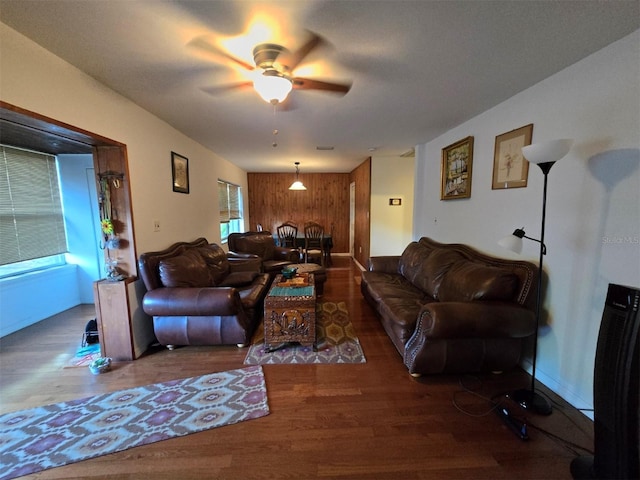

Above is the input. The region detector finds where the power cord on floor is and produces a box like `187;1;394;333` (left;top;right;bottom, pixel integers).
451;374;595;455
451;374;506;417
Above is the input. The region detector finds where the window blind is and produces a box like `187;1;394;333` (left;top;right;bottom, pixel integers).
0;146;67;265
218;180;241;223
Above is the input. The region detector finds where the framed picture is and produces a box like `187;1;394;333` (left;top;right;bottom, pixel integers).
441;136;474;200
492;124;533;189
171;151;189;194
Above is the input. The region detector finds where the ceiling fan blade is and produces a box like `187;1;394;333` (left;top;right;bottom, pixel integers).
188;36;255;72
201;81;253;96
282;31;323;71
292;77;352;94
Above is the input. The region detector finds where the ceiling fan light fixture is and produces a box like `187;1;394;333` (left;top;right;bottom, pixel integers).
289;162;307;190
254;70;292;104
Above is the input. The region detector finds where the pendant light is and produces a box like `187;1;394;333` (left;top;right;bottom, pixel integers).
289;162;307;190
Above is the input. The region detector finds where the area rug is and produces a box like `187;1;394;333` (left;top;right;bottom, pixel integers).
65;342;102;368
244;301;366;364
0;365;269;480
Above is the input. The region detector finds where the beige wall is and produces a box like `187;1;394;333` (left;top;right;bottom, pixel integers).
0;22;251;340
414;29;640;414
370;156;415;256
0;23;248;254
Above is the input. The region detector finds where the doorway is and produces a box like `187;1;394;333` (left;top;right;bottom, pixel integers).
0;102;136;333
349;181;356;257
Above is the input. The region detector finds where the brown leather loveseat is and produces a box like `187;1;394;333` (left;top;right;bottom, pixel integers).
138;237;270;349
228;231;300;277
361;237;538;376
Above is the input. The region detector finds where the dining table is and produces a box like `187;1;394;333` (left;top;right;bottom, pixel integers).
273;232;333;266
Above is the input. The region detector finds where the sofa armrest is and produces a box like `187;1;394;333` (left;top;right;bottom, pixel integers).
227;252;262;273
142;287;243;317
415;302;536;339
227;251;256;260
368;256;401;273
273;247;301;263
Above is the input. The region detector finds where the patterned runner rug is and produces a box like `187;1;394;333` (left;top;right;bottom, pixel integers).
244;301;366;364
0;366;269;480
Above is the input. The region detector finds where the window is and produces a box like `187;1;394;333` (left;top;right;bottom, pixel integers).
218;179;243;243
0;145;67;277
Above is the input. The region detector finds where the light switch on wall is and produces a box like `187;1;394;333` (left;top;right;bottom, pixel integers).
153;220;160;232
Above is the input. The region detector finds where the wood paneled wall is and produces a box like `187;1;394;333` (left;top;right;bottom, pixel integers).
350;158;371;267
247;172;351;253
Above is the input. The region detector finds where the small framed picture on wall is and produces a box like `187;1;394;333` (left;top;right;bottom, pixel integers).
171;151;189;194
492;124;533;189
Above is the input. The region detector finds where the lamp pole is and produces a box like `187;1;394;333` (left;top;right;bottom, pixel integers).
501;139;572;416
510;160;555;415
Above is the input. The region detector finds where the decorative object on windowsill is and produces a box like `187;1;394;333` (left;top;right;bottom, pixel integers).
289;162;307;190
105;235;121;250
105;257;124;282
100;218;123;280
498;138;573;416
97;170;126;281
101;218;114;236
100;219;121;249
88;356;112;375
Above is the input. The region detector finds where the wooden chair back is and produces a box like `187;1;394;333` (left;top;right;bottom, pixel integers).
277;222;298;248
303;222;325;265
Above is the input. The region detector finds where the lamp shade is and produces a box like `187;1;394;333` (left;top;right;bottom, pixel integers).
522;139;573;165
498;233;523;254
289;180;307;191
254;72;292;104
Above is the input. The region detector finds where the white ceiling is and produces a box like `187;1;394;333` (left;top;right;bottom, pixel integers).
1;0;638;173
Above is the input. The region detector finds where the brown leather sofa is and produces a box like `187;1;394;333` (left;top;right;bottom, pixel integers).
138;238;270;349
228;231;300;277
361;237;538;376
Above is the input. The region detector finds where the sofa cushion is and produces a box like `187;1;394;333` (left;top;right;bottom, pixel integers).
399;243;465;298
437;261;519;302
195;244;230;285
398;241;429;290
159;249;211;288
234;234;275;260
219;271;261;287
362;271;433;303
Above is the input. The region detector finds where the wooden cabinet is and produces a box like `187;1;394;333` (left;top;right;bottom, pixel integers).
93;277;136;361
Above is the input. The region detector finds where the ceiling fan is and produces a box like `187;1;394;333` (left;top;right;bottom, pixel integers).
191;31;352;105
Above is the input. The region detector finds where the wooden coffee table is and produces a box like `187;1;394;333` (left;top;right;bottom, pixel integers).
263;273;317;352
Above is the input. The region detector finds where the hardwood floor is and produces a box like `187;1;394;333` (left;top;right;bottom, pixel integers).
0;257;593;479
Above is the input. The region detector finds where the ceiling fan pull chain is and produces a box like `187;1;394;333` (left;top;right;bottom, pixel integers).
272;103;279;147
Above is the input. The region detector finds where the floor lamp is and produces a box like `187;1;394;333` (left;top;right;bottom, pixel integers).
499;139;573;416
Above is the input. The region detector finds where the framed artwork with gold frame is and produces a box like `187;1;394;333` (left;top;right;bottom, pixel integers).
492;124;533;189
441;136;474;200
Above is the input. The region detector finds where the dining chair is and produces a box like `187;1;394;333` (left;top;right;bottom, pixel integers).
324;222;335;266
277;222;298;248
303;221;325;266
